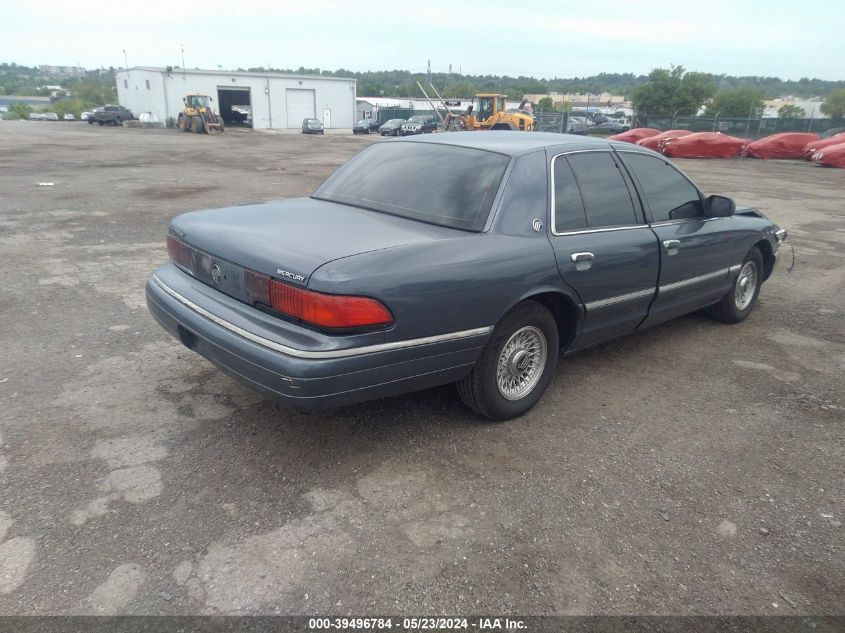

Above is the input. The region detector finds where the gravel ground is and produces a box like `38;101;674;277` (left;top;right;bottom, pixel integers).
0;121;842;616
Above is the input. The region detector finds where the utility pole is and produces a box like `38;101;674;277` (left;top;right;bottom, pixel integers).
427;60;431;86
123;49;128;70
180;44;185;70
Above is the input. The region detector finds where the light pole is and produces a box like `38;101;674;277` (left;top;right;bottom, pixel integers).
180;44;185;70
123;49;128;70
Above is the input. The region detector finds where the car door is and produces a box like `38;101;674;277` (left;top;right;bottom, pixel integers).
548;150;660;349
618;151;742;326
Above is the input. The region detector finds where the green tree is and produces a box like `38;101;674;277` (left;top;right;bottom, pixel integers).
631;65;717;115
3;102;32;119
537;96;554;110
820;89;845;118
705;88;765;117
52;99;86;118
777;104;805;118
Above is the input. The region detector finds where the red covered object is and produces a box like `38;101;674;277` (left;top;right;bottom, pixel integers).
802;133;845;159
661;132;750;158
811;142;845;168
744;133;820;159
607;128;660;143
635;129;692;151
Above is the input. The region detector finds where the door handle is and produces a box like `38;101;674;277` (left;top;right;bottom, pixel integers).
663;239;680;255
570;252;594;271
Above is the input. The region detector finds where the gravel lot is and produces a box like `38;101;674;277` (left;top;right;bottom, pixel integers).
0;121;842;616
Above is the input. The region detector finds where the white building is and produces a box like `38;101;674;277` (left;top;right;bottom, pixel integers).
115;67;357;129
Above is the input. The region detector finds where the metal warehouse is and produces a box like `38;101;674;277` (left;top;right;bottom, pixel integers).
115;67;356;130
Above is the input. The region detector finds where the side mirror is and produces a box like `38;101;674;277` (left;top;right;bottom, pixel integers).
704;194;735;217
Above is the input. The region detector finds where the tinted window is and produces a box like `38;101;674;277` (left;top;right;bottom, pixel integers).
622;153;701;221
313;142;509;231
568;153;638;227
553;157;587;232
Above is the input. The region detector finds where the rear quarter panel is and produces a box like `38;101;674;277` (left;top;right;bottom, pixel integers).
308;233;569;342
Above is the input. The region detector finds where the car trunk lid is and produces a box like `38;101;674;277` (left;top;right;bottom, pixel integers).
169;197;459;293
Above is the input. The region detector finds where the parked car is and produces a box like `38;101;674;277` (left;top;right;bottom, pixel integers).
400;115;438;136
591;121;629;134
146;132;785;420
378;119;406;136
302;118;324;135
565;116;589;135
87;107;104;124
44;112;59;121
353;119;379;134
28;113;46;121
63;113;76;121
80;111;92;121
94;105;134;126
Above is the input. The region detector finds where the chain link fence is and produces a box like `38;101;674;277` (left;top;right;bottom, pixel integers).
636;114;845;139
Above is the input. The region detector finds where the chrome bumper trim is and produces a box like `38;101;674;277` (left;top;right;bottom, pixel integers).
151;275;492;360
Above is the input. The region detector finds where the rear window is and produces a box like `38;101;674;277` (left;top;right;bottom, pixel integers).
313;142;510;231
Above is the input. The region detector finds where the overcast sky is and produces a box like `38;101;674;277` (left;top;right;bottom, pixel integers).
5;0;843;80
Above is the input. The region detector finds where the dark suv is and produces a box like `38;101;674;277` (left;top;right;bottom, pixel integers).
400;116;438;136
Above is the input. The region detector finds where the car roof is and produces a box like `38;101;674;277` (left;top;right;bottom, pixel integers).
388;131;619;156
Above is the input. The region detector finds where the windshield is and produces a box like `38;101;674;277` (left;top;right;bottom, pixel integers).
407;117;423;123
312;142;509;231
188;96;208;107
385;119;404;125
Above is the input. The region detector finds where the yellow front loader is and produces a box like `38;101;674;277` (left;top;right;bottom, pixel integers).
177;94;224;134
417;82;534;132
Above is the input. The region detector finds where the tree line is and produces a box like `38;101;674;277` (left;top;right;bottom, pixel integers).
3;61;845;119
630;66;845;118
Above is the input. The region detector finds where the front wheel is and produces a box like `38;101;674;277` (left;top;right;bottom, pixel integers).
457;301;558;421
706;247;764;323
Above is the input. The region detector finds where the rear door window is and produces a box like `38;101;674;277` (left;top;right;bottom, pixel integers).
621;153;702;221
553;157;587;232
567;152;639;228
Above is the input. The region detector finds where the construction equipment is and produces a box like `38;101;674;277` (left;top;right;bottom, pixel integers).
417;82;534;132
178;94;224;134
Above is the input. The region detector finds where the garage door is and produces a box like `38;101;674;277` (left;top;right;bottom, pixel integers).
286;89;316;128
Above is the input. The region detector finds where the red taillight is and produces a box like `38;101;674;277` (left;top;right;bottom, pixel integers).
167;234;193;270
269;279;392;329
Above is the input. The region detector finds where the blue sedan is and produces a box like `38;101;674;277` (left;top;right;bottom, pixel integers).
146;132;786;420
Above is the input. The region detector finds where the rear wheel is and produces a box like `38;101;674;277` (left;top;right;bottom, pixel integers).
178;115;190;132
190;116;203;133
457;302;558;421
706;247;764;323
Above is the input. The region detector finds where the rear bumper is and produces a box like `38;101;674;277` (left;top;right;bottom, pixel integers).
145;267;488;411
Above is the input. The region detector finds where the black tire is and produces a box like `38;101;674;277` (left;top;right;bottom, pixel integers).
190;116;203;133
178;115;189;132
706;247;764;323
97;120;104;126
457;301;559;421
88;119;94;125
114;118;121;126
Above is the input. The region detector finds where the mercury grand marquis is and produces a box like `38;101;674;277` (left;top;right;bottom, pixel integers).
146;132;786;420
